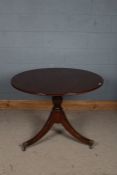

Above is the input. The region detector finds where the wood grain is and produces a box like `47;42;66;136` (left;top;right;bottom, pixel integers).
0;100;117;110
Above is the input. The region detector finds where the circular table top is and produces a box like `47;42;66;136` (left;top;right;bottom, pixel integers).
11;68;104;96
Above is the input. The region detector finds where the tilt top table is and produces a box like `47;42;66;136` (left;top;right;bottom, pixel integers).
11;68;104;151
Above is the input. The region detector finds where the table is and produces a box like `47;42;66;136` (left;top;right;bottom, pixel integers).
11;68;104;151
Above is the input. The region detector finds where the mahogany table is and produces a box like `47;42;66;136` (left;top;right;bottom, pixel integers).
11;68;103;151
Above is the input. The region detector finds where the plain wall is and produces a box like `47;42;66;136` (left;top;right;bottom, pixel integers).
0;0;117;100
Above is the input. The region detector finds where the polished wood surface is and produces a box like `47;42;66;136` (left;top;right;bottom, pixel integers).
11;68;103;96
11;68;103;151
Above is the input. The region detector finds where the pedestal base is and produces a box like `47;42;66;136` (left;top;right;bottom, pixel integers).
22;96;95;151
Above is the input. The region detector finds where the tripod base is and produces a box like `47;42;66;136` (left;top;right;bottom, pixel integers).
22;96;95;151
